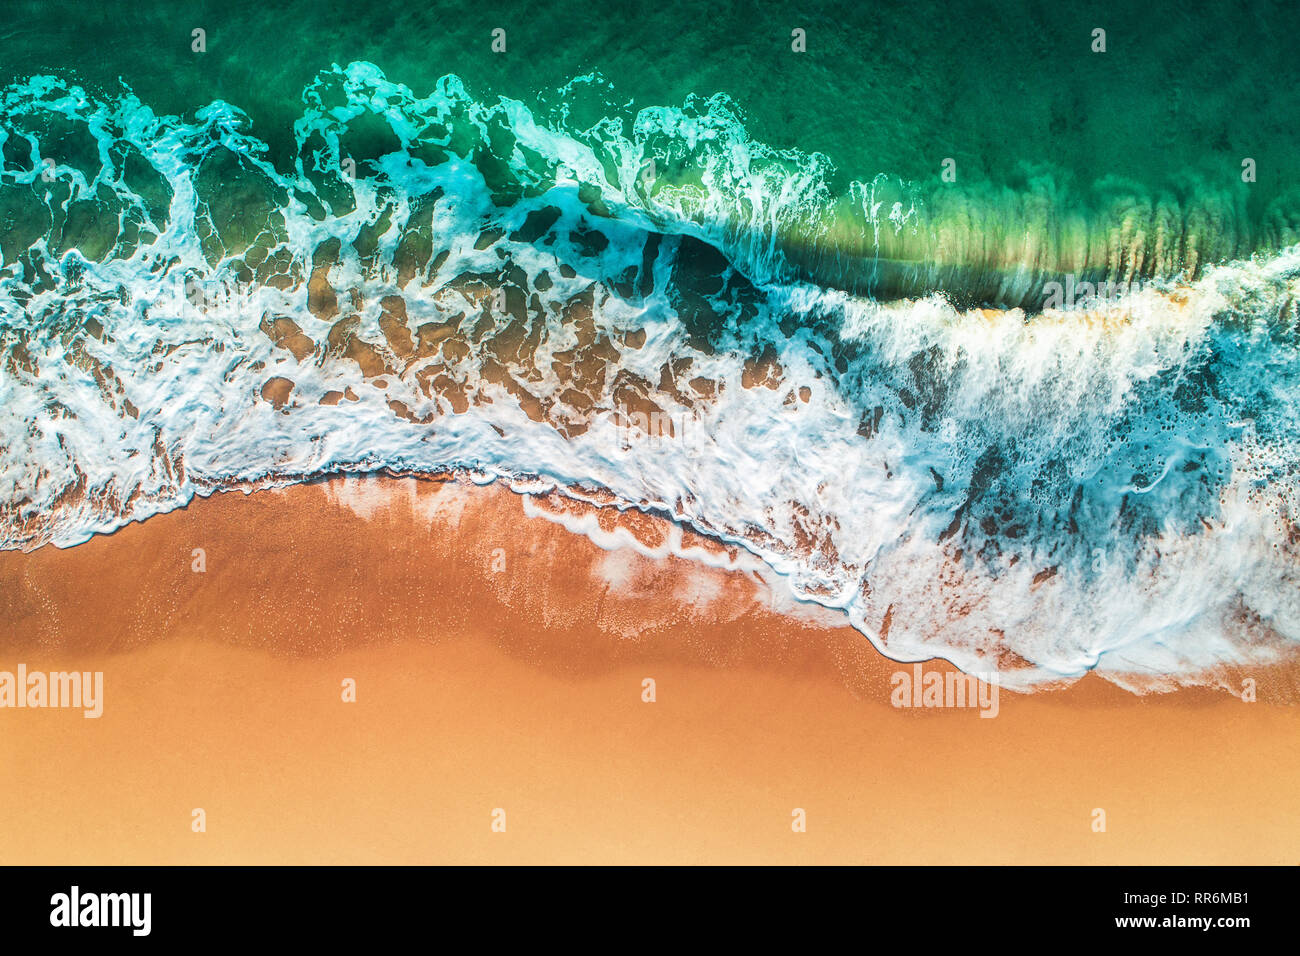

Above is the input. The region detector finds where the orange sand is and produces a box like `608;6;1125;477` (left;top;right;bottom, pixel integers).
0;477;1297;864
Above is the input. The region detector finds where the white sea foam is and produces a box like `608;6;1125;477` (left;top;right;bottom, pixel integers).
1;65;1297;693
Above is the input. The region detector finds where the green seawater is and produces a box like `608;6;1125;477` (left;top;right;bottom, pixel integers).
3;0;1300;301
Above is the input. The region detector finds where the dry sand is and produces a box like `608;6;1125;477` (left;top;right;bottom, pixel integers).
0;476;1297;864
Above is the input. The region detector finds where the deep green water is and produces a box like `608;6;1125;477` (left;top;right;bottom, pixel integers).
4;0;1300;294
1;0;1293;187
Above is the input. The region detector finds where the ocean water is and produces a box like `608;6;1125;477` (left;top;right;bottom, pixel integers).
1;1;1298;691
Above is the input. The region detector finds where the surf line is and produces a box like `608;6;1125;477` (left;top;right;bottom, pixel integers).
0;664;104;718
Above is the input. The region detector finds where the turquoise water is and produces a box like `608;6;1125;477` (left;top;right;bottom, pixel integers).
5;0;1300;296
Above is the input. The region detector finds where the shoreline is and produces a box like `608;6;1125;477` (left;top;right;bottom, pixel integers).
1;476;1298;864
7;472;1295;697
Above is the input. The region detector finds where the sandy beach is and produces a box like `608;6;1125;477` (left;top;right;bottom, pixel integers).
1;476;1297;865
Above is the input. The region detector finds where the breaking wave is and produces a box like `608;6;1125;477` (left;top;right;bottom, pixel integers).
2;63;1298;692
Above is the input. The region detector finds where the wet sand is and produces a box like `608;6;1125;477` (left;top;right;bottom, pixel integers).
1;477;1297;864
